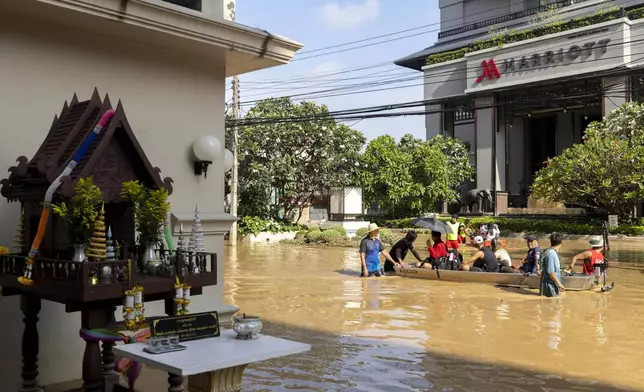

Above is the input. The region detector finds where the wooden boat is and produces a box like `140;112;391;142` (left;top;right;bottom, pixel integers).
395;266;598;291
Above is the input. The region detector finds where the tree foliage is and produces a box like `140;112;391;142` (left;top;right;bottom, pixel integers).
532;102;644;217
359;134;473;217
237;97;365;222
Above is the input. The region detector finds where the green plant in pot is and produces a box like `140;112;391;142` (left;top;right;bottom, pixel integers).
52;176;103;262
121;180;171;273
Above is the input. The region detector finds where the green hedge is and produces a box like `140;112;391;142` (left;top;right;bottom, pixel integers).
282;226;403;248
365;216;644;236
323;225;347;236
426;6;644;66
237;216;306;237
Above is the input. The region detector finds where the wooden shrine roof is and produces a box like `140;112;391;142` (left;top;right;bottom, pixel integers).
1;89;173;202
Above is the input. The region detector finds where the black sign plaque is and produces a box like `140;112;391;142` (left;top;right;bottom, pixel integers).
150;311;220;342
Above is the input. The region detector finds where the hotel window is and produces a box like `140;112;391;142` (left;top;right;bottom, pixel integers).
162;0;202;11
631;76;644;103
443;107;455;138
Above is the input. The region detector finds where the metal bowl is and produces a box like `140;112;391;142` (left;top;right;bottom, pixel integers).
232;314;263;340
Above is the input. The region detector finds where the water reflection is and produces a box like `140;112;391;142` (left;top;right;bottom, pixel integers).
225;237;644;391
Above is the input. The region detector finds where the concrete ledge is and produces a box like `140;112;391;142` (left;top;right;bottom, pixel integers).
247;231;298;244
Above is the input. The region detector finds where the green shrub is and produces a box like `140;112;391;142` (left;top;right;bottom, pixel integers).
378;228;397;245
237;216;305;237
320;229;342;241
324;225;347;236
355;227;370;237
613;225;644;236
306;230;323;241
360;215;644;236
295;230;308;239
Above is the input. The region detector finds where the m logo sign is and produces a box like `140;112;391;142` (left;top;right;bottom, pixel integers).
476;59;500;83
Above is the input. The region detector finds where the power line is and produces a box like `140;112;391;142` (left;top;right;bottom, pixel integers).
232;0;640;86
227;59;643;127
237;29;644;105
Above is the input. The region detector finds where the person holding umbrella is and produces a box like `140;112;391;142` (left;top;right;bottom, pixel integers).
360;223;397;277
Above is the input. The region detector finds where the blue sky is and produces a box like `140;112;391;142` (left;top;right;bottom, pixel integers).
228;0;440;141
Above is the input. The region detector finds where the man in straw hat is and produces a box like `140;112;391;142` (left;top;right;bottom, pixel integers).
565;235;605;276
360;223;397;277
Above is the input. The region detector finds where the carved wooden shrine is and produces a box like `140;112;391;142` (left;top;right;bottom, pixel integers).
0;90;218;392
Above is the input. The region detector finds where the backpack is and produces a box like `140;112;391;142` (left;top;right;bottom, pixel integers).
432;249;462;270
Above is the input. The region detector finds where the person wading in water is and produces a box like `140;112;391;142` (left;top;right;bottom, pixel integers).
360;223;397;278
384;230;424;274
565;236;605;276
539;233;566;297
446;215;461;250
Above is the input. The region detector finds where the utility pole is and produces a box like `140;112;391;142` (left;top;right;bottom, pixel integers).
229;76;240;246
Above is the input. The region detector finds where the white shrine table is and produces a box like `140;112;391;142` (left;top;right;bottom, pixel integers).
113;329;311;392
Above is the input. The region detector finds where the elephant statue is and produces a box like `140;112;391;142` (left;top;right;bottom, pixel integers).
460;188;494;213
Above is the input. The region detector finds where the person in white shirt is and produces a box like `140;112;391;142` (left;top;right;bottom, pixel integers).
492;238;516;273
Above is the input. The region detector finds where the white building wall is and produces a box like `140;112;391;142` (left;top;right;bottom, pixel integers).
475;96;495;191
426;104;443;139
507;117;525;195
0;16;230;389
603;75;629;116
495;122;506;192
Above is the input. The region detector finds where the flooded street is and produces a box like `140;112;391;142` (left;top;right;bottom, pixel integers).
224;237;644;392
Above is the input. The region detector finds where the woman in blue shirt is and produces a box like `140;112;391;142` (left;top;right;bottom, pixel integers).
360;223;397;277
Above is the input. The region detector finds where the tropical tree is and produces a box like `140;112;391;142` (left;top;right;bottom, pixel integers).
532;102;644;217
359;134;473;216
236;97;365;222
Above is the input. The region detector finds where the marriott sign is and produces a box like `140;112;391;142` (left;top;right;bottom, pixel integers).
475;39;611;83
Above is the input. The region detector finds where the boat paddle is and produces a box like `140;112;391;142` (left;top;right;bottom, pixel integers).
600;221;615;293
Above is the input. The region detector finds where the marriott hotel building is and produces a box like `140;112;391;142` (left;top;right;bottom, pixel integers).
396;0;644;213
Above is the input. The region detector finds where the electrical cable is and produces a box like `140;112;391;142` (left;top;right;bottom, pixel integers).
231;0;641;87
237;29;644;105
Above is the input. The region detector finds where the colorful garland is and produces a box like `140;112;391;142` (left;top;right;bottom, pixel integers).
123;284;145;331
173;276;191;315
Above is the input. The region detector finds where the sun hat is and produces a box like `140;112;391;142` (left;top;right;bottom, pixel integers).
368;223;380;233
473;236;484;244
589;235;604;248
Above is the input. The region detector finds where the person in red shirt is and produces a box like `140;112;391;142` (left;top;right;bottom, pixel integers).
565;236;605;275
419;231;448;269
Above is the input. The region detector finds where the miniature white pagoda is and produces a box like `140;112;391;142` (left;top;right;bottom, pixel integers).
106;226;115;260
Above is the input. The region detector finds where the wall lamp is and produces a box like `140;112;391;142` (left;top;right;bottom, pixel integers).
193;135;221;178
192;135;235;178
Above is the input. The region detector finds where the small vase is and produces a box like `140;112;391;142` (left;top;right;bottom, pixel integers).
142;242;161;275
72;244;87;262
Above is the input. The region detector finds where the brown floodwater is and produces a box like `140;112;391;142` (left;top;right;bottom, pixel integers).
224;237;644;392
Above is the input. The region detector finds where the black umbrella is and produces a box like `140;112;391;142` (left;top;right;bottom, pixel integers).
410;216;454;234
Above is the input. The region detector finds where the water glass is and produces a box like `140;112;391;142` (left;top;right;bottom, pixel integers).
169;335;180;347
159;337;171;348
148;337;162;350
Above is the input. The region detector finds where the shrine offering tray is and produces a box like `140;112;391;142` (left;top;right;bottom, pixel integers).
143;344;187;355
